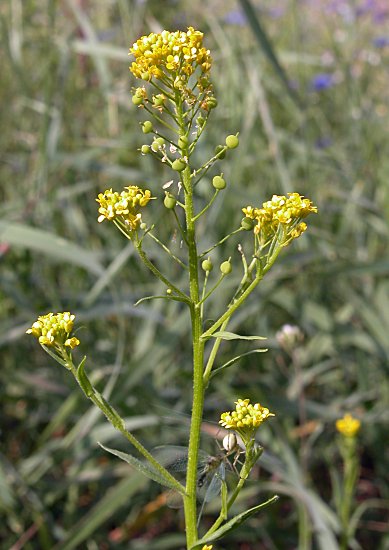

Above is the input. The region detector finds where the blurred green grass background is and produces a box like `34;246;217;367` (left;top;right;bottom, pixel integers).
1;0;389;548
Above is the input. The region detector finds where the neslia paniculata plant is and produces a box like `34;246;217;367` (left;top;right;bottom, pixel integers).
27;27;317;549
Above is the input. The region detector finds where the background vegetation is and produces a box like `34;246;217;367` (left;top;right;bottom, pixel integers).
1;0;388;548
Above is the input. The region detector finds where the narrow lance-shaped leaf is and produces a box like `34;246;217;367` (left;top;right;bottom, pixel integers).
98;443;185;493
193;495;279;548
211;349;268;378
208;331;267;341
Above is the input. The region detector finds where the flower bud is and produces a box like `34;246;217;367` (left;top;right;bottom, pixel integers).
199;76;211;88
197;116;205;127
172;158;186;172
276;324;304;351
164;193;176;209
220;259;232;275
225;134;239;149
212;175;226;190
142;121;153;134
140;222;147;230
153;94;165;107
132;95;143;106
178;135;189;149
141;144;151;154
241;216;255;231
201;258;213;272
206;96;218;109
215;145;226;159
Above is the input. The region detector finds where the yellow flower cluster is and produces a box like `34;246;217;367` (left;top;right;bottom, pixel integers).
130;27;212;81
242;193;317;243
201;546;213;550
26;312;80;349
96;186;153;230
336;414;361;438
220;399;274;438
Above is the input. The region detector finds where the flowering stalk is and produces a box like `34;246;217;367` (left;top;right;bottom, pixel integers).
204;400;274;537
27;27;318;549
335;414;361;550
26;313;185;495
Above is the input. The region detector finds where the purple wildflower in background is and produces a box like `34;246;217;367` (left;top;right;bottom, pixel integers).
315;137;333;149
373;36;389;47
357;0;389;23
224;10;247;26
310;73;336;91
267;7;286;18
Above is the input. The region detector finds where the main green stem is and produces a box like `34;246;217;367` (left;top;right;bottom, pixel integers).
184;169;205;547
176;103;205;548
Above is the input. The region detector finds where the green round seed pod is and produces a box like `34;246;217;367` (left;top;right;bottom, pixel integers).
215;145;226;159
220;260;232;275
164;193;176;209
141;144;151;154
197;116;205;127
140;222;147;230
151;137;165;152
225;135;239;149
212;175;226;190
142;121;153;134
201;259;213;272
172;158;186;172
178;135;189;149
132;95;143;106
241;216;256;231
141;71;150;80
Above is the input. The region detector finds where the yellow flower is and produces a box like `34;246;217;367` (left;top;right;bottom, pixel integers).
242;193;317;245
26;312;80;350
201;545;213;550
220;399;274;440
96;186;153;230
336;414;361;438
130;27;212;82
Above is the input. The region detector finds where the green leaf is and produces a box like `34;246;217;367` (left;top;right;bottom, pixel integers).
98;443;183;493
134;295;186;306
209;331;267;341
192;495;279;548
0;222;103;275
211;349;268;378
76;357;94;397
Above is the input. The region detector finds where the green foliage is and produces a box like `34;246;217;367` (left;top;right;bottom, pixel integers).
1;0;389;548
